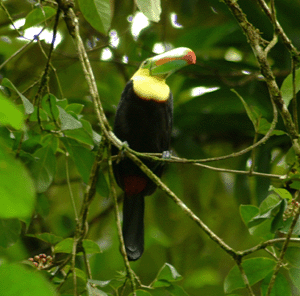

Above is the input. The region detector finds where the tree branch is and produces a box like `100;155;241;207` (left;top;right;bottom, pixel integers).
223;0;300;157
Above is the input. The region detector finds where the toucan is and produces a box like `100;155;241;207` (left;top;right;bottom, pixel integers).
112;47;196;261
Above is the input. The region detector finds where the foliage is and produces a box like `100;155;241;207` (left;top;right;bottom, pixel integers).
0;0;300;295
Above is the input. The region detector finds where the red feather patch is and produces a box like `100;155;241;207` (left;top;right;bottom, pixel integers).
124;175;147;196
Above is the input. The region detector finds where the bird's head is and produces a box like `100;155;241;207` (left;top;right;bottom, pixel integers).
131;47;196;101
138;47;196;80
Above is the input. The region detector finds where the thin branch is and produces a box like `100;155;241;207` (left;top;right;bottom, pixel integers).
236;258;255;296
0;39;35;70
0;0;23;36
256;0;300;59
128;97;278;165
192;161;283;179
66;152;78;220
223;0;300;155
292;57;298;134
110;153;284;179
237;238;300;257
107;143;137;295
266;206;300;295
123;148;237;258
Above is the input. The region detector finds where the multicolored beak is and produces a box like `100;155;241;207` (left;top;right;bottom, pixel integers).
140;47;196;78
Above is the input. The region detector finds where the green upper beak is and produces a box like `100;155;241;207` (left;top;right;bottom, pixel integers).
140;47;196;78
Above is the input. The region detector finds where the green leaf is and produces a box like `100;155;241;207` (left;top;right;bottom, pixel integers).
78;0;112;35
88;279;111;288
62;138;94;182
259;193;282;216
261;272;291;296
224;258;276;294
0;219;21;248
42;94;59;121
271;199;287;233
54;237;74;254
136;0;161;22
270;186;293;201
59;268;86;294
41;134;59;153
58;106;82;130
0;263;57;296
249;219;273;239
0;146;35;219
257;118;286;136
87;282;109;296
285;247;300;268
231;89;260;131
289;180;300;190
247;192;289;232
0;93;25;130
24;6;57;29
289;267;300;290
82;239;101;254
240;205;259;226
27;232;63;245
22;134;43;154
280;216;300;235
56;98;68;109
29;106;48;122
2;78;34;114
281;68;300;107
153;263;182;287
129;290;152;296
65;103;84;114
64;127;94;146
28;146;56;193
285;147;296;166
165;284;189;296
54;238;101;255
62;139;109;197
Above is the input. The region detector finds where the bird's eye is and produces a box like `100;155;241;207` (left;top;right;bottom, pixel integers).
142;60;150;66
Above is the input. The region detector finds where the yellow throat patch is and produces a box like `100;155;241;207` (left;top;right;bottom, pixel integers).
131;68;170;102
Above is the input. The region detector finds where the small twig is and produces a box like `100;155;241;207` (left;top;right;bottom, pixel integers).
256;0;300;59
83;248;92;279
250;131;258;175
37;39;64;99
237;238;300;257
123;148;237;257
224;0;300;155
0;0;23;36
107;142;137;295
33;6;60;133
142;100;277;165
266;205;300;295
0;39;35;70
292;57;298;134
71;237;79;296
236;258;255;296
66;152;78;220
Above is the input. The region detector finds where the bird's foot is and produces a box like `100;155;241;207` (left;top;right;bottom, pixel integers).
162;150;172;159
116;141;129;163
121;140;129;150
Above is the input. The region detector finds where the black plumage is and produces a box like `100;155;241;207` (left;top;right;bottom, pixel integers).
112;80;173;261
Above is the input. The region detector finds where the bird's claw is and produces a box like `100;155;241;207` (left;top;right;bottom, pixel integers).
162;150;172;159
116;141;129;163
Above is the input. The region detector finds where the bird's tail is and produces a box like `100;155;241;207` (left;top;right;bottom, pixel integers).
122;193;144;261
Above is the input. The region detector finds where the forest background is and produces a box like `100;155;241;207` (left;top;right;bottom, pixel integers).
0;0;300;295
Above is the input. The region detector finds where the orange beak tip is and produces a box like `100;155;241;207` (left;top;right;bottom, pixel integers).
185;51;196;65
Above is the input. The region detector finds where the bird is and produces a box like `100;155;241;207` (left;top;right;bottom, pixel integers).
112;47;196;261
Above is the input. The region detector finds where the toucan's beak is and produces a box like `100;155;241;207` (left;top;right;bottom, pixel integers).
140;47;196;78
